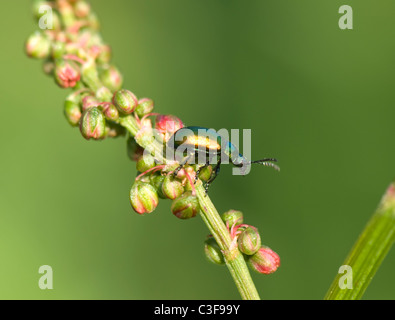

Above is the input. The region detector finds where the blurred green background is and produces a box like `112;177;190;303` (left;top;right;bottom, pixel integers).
1;0;395;299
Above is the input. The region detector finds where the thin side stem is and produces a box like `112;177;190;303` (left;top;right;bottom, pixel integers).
325;182;395;300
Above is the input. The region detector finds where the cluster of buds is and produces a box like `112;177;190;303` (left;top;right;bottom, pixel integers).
204;210;280;275
26;0;281;284
26;0;128;140
129;150;213;220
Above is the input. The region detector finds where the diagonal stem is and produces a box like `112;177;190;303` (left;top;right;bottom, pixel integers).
325;181;395;300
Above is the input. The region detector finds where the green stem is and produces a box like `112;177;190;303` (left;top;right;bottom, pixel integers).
325;181;395;300
120;114;260;300
196;184;260;300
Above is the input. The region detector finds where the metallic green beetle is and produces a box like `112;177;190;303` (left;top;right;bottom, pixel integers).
167;126;279;194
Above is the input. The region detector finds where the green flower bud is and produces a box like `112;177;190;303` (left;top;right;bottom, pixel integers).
197;165;213;182
96;86;113;102
113;89;138;114
247;246;280;275
64;100;82;127
81;60;101;92
99;65;123;92
79;107;106;140
136;98;154;118
32;1;50;20
129;181;159;215
162;175;184;200
127;136;144;161
150;174;167;199
204;237;225;265
171;191;200;219
221;210;243;226
237;227;261;255
136;154;156;173
103;103;119;121
52;41;66;59
25;31;51;59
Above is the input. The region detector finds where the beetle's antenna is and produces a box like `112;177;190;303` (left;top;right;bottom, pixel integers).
249;158;280;171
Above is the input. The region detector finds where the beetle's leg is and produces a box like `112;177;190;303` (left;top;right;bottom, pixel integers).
173;153;193;177
204;159;221;196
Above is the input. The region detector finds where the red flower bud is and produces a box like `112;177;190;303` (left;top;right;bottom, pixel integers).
82;95;100;111
102;103;119;121
247;246;280;275
54;60;81;88
155;115;183;141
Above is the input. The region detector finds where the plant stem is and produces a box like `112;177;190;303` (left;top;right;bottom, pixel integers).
196;184;260;300
325;181;395;300
120;114;260;300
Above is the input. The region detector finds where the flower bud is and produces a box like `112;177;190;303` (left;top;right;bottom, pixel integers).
162;175;184;200
113;89;138;114
102;103;119;121
129;181;159;215
155;115;183;141
52;41;66;59
204;237;225;265
238;227;261;255
79;107;106;140
247;246;280;275
181;166;196;192
171;191;200;219
25;31;51;59
136;154;156;173
100;65;123;92
54;60;81;88
136;98;154;118
197;165;213;182
64;100;82;127
97;45;112;64
221;210;243;226
74;0;91;18
82;95;100;111
150;174;167;199
96;86;113;102
127;136;144;161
